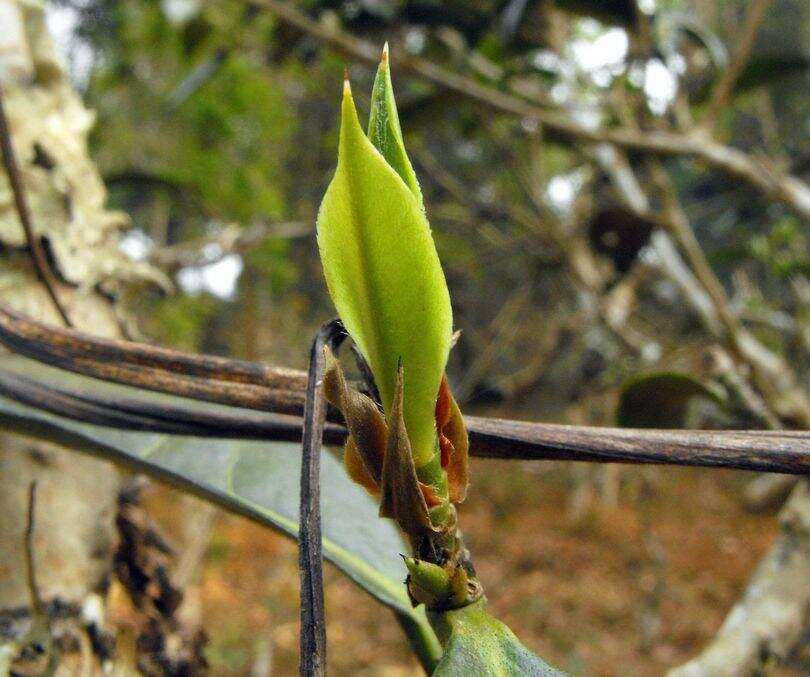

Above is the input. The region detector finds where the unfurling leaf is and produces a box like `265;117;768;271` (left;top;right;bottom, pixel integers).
316;75;453;468
368;43;423;206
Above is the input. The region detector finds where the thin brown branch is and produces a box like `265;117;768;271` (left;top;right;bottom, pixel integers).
0;368;345;443
701;0;774;129
466;416;809;475
0;303;808;474
24;482;43;616
0;85;72;327
0;303;307;414
249;0;810;219
0;361;808;475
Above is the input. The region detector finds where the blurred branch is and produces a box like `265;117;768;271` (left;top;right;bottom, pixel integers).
250;0;810;219
149;220;310;271
700;0;774;130
649;162;810;427
594;137;808;428
0;85;72;327
454;285;531;401
24;483;43;617
19;481;57;674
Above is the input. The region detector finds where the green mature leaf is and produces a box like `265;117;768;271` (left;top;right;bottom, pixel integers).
0;356;440;668
617;372;726;429
429;600;564;676
367;45;423;207
734;54;810;94
316;80;453;466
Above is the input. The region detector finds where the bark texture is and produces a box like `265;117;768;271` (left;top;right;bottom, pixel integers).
669;481;810;676
0;0;154;643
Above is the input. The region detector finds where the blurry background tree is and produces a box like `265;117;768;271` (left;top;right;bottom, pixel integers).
1;0;808;673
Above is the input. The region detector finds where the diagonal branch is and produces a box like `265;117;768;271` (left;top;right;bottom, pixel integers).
249;0;810;220
0;304;308;415
149;220;310;271
0;85;72;327
701;0;774;130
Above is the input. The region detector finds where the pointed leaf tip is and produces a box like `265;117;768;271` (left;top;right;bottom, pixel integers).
368;48;423;205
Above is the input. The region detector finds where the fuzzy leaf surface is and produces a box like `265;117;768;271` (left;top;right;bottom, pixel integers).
430;600;564;676
317;84;452;465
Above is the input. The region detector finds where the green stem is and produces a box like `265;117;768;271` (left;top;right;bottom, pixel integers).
394;608;443;675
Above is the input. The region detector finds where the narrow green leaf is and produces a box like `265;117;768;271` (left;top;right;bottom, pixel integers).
367;44;423;206
0;356;441;669
429;600;564;676
316;80;452;466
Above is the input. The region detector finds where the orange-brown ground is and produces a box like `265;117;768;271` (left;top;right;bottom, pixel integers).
141;461;798;675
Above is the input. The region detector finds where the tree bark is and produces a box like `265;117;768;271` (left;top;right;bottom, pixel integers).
669;481;810;676
0;0;155;659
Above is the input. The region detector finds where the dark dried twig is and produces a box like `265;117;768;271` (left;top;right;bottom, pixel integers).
466;416;809;475
0;369;345;443
0;86;72;327
0;304;808;474
0;363;807;474
0;304;307;415
21;481;57;674
299;320;345;676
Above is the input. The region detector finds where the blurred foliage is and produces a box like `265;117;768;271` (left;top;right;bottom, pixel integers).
59;0;808;408
617;372;727;428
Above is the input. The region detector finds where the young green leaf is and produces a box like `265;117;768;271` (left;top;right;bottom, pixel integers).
316;79;452;467
367;44;423;206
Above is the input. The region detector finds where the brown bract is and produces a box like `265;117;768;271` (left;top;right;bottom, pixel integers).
435;375;469;504
322;346;386;494
323;348;441;539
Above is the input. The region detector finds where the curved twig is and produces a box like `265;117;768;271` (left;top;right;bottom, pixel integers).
0;86;72;326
